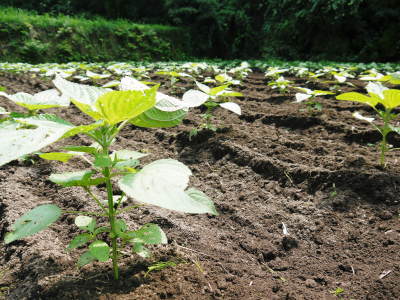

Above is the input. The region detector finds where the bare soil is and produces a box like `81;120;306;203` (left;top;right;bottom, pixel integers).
0;71;399;300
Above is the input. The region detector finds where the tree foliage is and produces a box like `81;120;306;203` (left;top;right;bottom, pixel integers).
2;0;399;62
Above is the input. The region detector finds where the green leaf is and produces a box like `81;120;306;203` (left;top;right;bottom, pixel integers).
61;121;104;139
128;223;167;244
95;87;157;125
75;216;96;232
2;89;70;110
77;251;96;267
382;90;400;109
62;146;97;154
94;226;111;235
39;152;76;162
131;107;186;128
185;188;219;216
0;115;74;166
118;159;218;215
115;219;127;236
336;92;378;107
70;99;103;121
67;233;92;250
89;240;110;262
49;170;105;187
132;242;151;258
114;159;140;169
4;204;61;244
210;84;230;96
53;76;107;107
94;154;113;168
111;150;148;161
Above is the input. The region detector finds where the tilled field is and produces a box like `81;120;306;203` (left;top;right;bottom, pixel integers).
0;71;399;299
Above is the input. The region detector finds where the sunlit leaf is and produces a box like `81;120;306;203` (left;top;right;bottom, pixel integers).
39;152;76;162
131;107;186;128
95;88;157;125
75;216;96;232
219;102;241;115
127;223;167;244
118;159;218;215
89;240;110;262
336;92;378;107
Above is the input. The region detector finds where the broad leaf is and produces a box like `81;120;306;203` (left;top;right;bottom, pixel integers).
128;223;167;244
132;242;151;258
49;170;104;187
61;121;104;139
77;251;96;267
62;146;97;154
181;90;209;107
95;88;157;125
39;152;76;162
131;107;186;128
0;115;74;166
4;204;61;244
53;76;108;107
336;92;378;107
111;150;148;161
67;233;92;250
75;216;96;232
381;90;400;109
219;102;241;115
118;159;218;215
89;240;110;262
1;89;69;110
210;85;230;96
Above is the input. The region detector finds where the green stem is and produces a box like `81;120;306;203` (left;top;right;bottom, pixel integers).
102;144;119;280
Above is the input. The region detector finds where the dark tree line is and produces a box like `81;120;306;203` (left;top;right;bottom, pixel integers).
1;0;399;61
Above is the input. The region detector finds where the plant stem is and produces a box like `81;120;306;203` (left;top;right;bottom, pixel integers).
102;143;119;280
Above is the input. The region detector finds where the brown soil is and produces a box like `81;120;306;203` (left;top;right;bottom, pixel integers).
0;71;399;300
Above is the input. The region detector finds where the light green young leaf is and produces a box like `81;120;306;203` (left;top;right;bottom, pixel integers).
67;233;92;250
118;159;218;215
128;223;167;244
210;85;230;96
95;87;157;125
89;240;110;262
131;107;186;128
4;204;61;244
336;92;379;107
381;90;400;109
39;152;77;162
77;251;96;267
75;216;96;232
62;146;97;154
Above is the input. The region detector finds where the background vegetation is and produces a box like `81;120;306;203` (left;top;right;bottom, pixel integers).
1;0;399;62
0;7;190;63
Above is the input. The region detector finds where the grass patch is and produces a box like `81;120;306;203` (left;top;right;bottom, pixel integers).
0;6;192;63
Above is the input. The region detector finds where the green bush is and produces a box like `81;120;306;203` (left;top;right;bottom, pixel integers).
0;6;191;63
